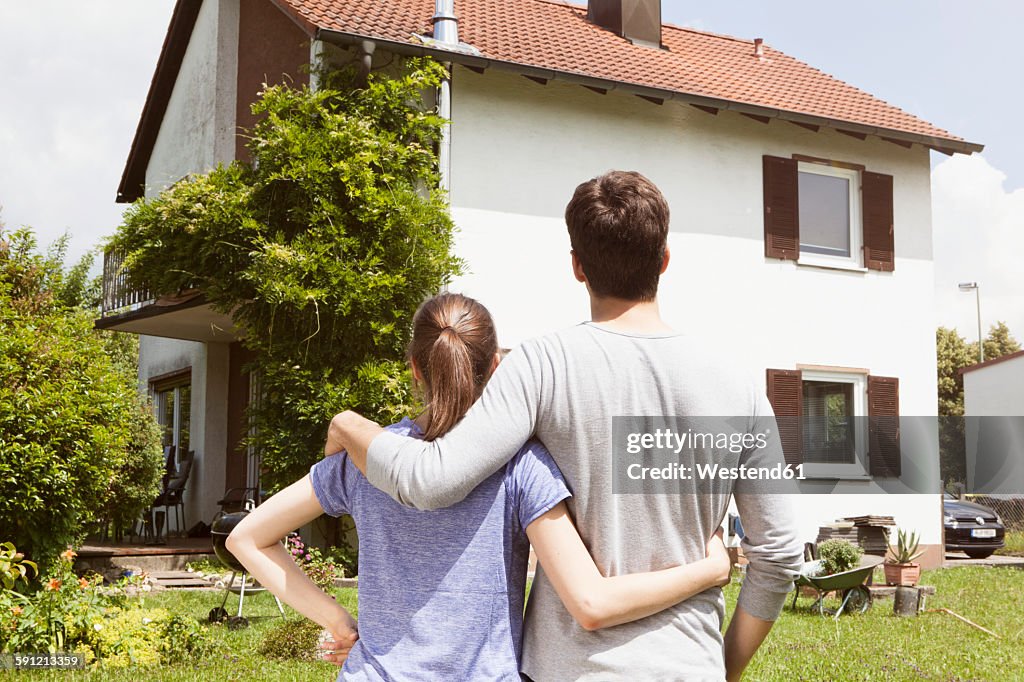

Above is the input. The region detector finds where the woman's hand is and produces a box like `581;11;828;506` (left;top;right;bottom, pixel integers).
705;531;733;588
318;615;359;666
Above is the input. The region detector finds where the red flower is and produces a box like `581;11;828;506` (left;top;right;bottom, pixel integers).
46;578;62;591
60;549;77;562
79;577;90;589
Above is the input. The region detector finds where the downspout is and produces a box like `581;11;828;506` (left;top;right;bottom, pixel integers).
432;0;457;193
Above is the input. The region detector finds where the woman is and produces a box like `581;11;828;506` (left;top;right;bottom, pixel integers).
228;293;730;680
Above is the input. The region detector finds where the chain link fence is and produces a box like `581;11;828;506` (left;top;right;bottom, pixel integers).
964;495;1024;556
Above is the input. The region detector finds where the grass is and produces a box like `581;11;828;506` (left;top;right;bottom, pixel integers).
996;529;1024;556
736;566;1024;681
4;567;1022;680
1;586;359;682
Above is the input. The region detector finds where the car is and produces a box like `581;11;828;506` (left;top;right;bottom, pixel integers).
944;492;1006;559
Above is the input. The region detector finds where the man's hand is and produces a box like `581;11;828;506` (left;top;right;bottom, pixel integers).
318;615;359;667
324;410;358;456
324;411;385;475
705;531;732;588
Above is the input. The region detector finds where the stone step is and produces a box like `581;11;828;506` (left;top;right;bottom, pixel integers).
149;570;214;589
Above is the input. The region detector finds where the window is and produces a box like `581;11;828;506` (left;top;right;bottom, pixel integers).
762;155;895;271
153;372;191;458
797;163;861;266
801;372;865;466
766;368;901;479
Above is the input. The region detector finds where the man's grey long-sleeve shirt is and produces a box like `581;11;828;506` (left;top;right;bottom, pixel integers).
366;322;803;680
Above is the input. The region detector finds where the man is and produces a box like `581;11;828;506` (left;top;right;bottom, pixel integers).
327;171;803;680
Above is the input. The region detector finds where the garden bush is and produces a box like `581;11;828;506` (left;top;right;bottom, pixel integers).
0;228;163;566
817;539;863;576
0;546;213;668
257;617;323;662
107;58;461;492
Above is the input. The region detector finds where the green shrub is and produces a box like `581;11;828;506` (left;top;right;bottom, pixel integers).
257;617;322;661
817;539;863;575
1;548;213;667
286;534;343;589
85;607;214;668
0;228;163;566
108;58;461;491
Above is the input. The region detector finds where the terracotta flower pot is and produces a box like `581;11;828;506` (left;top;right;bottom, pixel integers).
884;562;921;586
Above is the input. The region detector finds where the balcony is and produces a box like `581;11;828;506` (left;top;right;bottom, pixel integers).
96;248;238;343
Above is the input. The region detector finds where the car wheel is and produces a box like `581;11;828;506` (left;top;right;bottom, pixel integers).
964;549;994;559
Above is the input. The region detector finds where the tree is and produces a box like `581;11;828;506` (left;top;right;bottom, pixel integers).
936;323;1021;488
108;59;461;491
0;226;163;566
976;321;1021;363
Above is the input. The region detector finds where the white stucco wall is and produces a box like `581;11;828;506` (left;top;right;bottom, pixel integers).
146;0;239;196
963;354;1024;494
137;0;240;529
447;68;942;549
964;355;1024;416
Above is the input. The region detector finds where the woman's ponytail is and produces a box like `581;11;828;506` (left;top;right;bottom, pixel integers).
409;294;498;441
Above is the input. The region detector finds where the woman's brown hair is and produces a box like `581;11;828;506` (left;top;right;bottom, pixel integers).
408;293;498;440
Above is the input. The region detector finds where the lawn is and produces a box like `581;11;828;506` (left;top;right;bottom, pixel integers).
3;567;1021;681
737;566;1024;681
0;586;358;682
997;529;1024;556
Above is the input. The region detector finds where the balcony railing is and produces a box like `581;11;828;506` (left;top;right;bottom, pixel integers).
101;248;153;317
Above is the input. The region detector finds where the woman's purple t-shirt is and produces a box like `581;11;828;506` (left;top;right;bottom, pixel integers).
310;417;570;681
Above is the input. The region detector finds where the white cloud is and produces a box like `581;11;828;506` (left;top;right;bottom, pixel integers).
932;154;1024;342
0;1;175;263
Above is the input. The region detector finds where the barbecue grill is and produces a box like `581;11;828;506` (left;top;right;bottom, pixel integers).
208;511;285;628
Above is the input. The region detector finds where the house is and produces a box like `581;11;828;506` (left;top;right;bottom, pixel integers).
98;0;983;567
961;351;1024;495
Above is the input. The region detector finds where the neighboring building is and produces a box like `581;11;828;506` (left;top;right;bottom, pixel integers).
962;351;1024;495
99;0;982;566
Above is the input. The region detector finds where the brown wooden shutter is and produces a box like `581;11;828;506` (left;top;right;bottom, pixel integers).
867;375;901;477
862;171;895;271
766;368;803;466
763;156;799;260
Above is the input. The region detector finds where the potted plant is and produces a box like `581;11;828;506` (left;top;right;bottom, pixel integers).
884;528;924;586
815;539;862;576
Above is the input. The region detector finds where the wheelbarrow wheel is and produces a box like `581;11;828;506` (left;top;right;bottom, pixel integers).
208;607;229;623
843;586;871;615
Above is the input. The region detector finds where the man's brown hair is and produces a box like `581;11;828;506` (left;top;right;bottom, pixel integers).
564;170;670;301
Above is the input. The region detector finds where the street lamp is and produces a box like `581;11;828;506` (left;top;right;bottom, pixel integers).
958;281;983;363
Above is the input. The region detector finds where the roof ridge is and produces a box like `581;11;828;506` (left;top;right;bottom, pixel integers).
533;0;755;44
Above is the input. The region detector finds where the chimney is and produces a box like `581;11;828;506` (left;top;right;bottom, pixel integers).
432;0;458;45
589;0;662;48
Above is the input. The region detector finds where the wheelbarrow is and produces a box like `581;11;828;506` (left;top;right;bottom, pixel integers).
791;555;883;619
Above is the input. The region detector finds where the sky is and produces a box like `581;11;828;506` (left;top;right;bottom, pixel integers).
0;1;1021;342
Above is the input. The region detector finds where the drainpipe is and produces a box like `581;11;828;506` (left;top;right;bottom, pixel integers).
432;0;457;193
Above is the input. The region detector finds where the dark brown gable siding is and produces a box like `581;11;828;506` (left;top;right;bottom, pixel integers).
235;0;312;161
763;156;800;260
867;375;901;477
766;368;803;465
862;171;895;271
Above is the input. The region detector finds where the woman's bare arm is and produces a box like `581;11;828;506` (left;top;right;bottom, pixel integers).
526;502;731;631
226;475;358;661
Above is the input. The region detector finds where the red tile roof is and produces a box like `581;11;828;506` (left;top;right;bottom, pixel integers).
273;0;979;151
119;0;980;203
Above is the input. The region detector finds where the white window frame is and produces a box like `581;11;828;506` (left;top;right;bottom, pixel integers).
153;377;191;459
800;370;870;479
796;162;863;271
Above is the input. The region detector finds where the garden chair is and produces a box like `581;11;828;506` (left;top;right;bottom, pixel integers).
147;449;194;542
213;487;261;522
